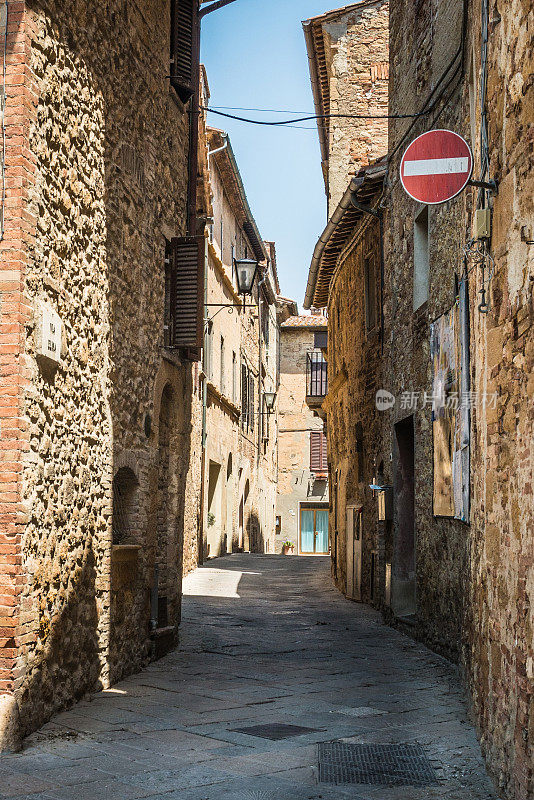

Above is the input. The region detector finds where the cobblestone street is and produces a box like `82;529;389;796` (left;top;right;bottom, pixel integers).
1;556;497;799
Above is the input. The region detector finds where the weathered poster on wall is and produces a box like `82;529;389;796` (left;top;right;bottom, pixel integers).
430;281;470;522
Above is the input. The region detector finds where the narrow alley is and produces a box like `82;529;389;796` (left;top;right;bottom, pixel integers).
1;555;497;800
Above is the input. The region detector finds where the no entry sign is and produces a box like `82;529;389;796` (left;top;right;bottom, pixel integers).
400;130;473;204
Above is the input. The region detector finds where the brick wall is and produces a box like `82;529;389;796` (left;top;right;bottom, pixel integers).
0;1;33;708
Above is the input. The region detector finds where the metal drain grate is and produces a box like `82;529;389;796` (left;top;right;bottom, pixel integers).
232;723;322;740
318;742;439;786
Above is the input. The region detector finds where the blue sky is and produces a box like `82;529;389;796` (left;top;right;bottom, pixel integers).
201;0;334;308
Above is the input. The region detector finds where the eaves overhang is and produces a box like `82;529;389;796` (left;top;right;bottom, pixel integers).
208;127;268;265
303;161;387;309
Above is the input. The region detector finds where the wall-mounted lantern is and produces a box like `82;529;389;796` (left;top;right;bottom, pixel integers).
264;391;277;413
234;257;259;296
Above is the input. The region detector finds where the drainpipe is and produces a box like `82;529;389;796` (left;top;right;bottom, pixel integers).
207;134;228;162
198;237;209;565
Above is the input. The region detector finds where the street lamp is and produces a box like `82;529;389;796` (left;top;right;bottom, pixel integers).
264;391;277;413
234;257;259;296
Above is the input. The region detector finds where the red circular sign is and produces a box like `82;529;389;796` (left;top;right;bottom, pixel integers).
400;129;473;204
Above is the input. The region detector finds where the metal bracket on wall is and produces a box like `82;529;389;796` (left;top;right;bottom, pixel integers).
467;178;498;193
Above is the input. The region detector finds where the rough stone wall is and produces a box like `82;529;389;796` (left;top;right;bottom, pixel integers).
326;220;384;602
277;325;329;554
383;0;470;659
0;0;198;740
386;0;533;795
322;0;389;212
464;1;533;797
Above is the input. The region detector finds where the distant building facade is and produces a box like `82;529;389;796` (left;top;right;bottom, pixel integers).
192;121;280;564
276;311;329;556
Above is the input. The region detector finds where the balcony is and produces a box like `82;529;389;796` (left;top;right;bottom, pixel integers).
306;350;328;411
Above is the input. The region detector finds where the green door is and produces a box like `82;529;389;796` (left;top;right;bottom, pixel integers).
300;507;329;554
300;508;315;553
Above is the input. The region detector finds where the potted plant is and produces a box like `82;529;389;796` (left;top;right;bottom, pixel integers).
282;540;295;555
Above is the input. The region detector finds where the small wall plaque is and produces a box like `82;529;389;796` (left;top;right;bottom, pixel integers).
37;304;62;366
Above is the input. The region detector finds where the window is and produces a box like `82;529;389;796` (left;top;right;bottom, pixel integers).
261;294;269;346
314;331;327;350
220;336;225;394
112;467;139;545
248;373;255;433
170;0;196;103
241;364;248;428
413;205;429;310
364;251;378;332
355;422;364;482
310;431;328;474
232;352;237;402
205;322;213;379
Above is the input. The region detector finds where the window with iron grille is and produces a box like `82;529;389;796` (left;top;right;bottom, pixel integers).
310;430;328;474
306;350;328;397
170;0;197;103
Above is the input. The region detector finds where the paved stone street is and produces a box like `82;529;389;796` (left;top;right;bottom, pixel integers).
0;555;497;800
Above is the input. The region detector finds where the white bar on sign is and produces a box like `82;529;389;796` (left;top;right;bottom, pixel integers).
403;157;469;176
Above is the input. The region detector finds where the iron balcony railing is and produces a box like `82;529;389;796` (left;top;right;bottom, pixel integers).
306;350;328;398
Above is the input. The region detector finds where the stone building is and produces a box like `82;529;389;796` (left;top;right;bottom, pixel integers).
302;0;389;597
276;310;329;556
304;163;387;602
0;0;205;746
305;0;533;797
193;123;279;563
303;0;389;213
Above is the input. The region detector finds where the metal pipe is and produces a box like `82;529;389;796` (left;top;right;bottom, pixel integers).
207;135;228;161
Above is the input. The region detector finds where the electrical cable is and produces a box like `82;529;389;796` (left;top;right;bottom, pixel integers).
202;106;431;125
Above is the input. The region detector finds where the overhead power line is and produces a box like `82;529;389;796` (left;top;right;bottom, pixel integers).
202;107;430;126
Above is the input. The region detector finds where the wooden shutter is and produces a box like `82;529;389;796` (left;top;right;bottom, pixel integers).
170;0;197;103
241;365;248;428
170;236;204;353
248;374;255;432
310;431;328;474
